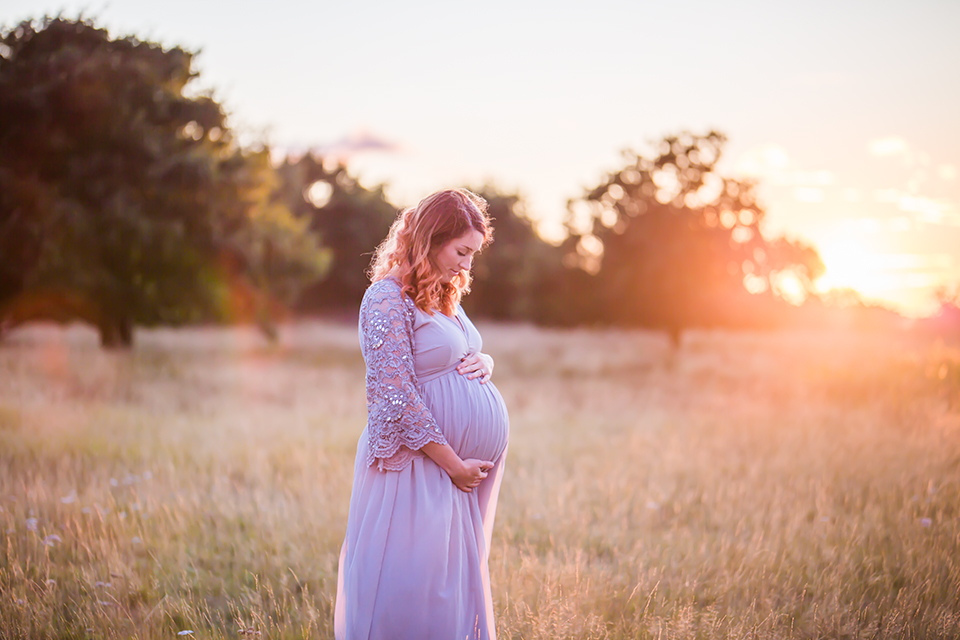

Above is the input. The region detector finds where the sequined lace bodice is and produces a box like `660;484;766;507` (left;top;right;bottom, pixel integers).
358;278;449;471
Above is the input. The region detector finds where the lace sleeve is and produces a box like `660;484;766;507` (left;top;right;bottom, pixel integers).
359;279;448;471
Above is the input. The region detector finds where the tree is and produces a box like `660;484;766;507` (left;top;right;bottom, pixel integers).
0;16;326;346
463;186;565;322
274;154;397;312
919;284;960;338
565;131;823;344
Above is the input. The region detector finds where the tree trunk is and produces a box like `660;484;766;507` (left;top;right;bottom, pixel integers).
668;325;683;350
98;318;134;348
117;317;133;347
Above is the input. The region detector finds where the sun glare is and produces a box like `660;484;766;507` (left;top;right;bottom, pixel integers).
814;238;893;300
772;271;806;305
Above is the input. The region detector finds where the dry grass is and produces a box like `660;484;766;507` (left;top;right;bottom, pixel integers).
1;321;959;639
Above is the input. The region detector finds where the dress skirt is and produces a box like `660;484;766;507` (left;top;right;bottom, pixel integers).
335;366;509;640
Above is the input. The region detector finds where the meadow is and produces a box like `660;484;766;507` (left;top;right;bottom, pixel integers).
1;320;959;639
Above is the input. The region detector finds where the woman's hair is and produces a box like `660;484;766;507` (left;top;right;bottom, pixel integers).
369;188;492;315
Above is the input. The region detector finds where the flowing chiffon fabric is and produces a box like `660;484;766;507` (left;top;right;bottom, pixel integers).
335;278;509;640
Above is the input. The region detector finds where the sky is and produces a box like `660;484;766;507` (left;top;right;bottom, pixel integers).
3;0;959;315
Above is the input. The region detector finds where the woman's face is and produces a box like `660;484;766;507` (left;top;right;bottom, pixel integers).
433;228;485;283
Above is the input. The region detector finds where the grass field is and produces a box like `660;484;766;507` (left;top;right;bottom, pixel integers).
1;320;959;639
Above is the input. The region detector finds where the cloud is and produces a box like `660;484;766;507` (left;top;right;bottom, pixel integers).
897;195;952;223
876;254;953;270
737;145;833;188
315;130;400;159
938;164;957;181
873;190;959;226
869;136;909;157
275;130;401;164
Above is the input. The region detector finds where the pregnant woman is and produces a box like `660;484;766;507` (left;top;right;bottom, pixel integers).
335;189;510;640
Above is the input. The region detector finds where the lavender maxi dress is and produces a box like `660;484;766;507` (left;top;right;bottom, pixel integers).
335;278;510;640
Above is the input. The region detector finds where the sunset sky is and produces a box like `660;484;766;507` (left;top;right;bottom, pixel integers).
4;0;959;315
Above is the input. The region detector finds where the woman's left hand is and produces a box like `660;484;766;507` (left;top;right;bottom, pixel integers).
458;352;494;384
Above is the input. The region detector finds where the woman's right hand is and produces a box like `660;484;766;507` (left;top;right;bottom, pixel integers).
450;458;494;493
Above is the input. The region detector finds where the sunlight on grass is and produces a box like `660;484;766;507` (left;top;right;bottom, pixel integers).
1;321;959;638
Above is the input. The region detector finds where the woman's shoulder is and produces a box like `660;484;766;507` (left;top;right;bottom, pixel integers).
361;277;411;313
364;276;404;299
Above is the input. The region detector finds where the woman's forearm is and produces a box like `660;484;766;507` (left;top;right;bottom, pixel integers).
421;441;492;492
421;441;466;478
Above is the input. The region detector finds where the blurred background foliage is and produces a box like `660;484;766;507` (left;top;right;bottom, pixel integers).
0;16;328;346
1;16;958;348
560;131;827;344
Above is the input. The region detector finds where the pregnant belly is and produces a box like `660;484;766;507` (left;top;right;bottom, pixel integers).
420;371;509;463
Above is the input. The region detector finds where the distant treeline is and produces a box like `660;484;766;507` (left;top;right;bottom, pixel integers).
2;16;957;348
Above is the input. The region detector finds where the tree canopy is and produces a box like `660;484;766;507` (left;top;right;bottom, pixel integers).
462;186;565;322
563;131;824;342
0;17;327;346
273;154;396;313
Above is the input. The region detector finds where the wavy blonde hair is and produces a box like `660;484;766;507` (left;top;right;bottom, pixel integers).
369;189;492;316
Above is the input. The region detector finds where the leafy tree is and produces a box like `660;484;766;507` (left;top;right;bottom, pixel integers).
274;154;396;312
920;284;960;337
565;131;823;344
220;149;331;337
0;16;326;346
463;186;565;322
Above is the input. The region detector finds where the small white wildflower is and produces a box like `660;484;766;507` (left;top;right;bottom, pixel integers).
43;534;62;546
81;507;92;515
60;493;78;504
178;631;194;636
131;536;142;544
118;511;127;520
646;501;660;511
16;598;25;605
25;518;38;531
921;517;932;527
142;470;152;480
45;579;56;587
95;581;111;588
109;478;119;487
